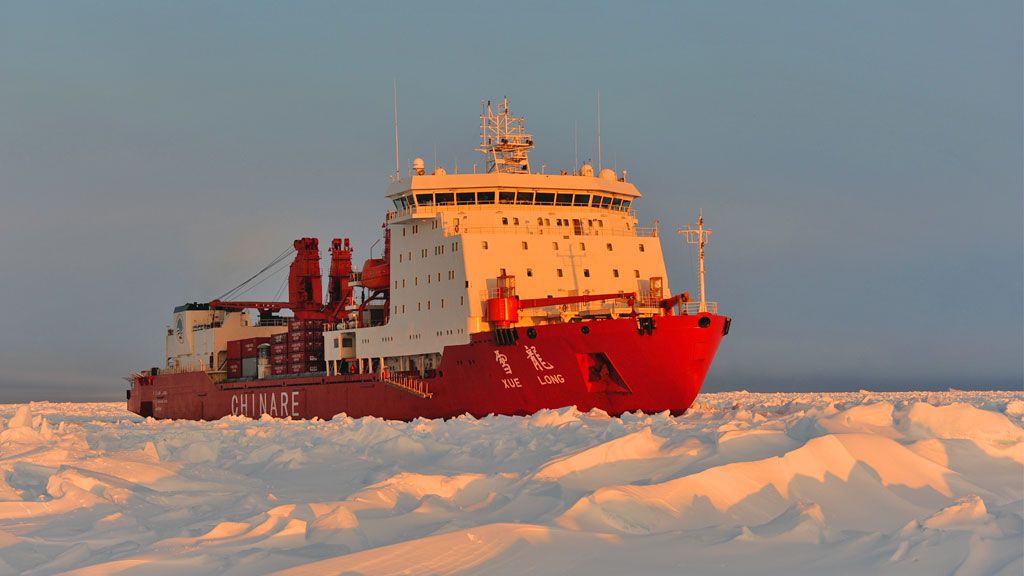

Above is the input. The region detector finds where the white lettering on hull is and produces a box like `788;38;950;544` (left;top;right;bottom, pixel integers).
230;391;301;418
537;373;565;385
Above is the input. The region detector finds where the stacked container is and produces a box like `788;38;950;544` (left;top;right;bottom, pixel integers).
282;318;325;374
226;339;242;379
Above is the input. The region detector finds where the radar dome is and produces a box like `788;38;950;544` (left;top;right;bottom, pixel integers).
580;163;594;177
412;157;426;175
433;166;447;176
599;168;617;181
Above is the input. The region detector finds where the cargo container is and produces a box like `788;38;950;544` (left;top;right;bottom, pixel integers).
287;351;305;363
288;318;304;330
271;332;288;345
271;343;288;356
226;360;242;379
240;337;271;358
289;340;314;353
288;362;307;374
271;353;288;366
227;340;242;360
270;364;288;376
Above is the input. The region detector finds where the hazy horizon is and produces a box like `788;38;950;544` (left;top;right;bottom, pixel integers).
1;1;1021;403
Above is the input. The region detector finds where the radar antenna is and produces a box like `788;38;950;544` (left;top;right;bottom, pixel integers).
477;97;533;174
678;211;713;313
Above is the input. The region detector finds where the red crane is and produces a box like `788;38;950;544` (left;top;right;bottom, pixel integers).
209;237;356;322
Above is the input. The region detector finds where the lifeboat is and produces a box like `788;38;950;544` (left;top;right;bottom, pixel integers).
360;258;390;291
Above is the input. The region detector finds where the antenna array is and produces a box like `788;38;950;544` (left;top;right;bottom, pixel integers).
477;97;533;174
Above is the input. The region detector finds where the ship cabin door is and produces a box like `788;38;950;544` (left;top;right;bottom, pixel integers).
572;219;583;236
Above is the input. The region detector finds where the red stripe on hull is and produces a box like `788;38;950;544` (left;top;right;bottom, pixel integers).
128;314;728;421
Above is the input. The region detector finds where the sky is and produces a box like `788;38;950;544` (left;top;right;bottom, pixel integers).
0;1;1021;402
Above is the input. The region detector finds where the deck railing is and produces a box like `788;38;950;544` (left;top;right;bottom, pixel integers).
380;373;433;399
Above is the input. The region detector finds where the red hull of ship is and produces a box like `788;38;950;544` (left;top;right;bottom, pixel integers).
128;314;728;421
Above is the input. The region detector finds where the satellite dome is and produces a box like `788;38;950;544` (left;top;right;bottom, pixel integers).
412;157;426;175
433;166;447;176
580;163;594;177
599;168;617;181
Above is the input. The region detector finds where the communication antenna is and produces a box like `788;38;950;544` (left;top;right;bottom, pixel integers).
574;119;579;175
393;79;400;180
477;96;533;174
596;91;602;171
678;211;713;313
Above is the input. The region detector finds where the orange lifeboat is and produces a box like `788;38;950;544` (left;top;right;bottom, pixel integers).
360;258;390;291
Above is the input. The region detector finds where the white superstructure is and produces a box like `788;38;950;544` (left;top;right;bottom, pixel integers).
323;99;670;376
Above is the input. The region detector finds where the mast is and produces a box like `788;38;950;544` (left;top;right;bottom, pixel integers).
477;97;533;174
393;79;400;180
678;212;713;313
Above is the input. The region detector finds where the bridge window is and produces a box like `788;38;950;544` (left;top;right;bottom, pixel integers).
556;193;573;206
573;194;590;206
611;198;623;210
621;200;632;211
477;191;495;204
435;192;454;205
600;196;613;208
591;195;605;207
535;192;555;205
516;191;534;204
499;191;515;204
416;193;434;206
456;192;475;205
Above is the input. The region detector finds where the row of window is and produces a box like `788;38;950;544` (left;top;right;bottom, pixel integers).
500;216;605;228
482;240;645;253
393;191;633;212
397;242;461;263
500;267;643;279
392;295;466;315
394;270;459;289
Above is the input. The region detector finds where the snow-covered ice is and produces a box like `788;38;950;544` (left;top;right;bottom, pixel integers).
0;391;1021;575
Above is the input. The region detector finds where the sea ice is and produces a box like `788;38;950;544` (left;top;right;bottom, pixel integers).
0;391;1020;575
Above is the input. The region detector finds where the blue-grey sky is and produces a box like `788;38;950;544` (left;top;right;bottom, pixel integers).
1;1;1021;402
